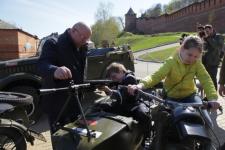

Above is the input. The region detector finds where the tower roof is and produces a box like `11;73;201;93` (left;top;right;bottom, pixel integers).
126;8;136;15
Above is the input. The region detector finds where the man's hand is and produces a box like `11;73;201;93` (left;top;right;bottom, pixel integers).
219;84;225;97
54;66;72;80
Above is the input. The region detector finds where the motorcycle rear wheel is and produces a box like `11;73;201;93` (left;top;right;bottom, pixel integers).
0;127;27;150
0;91;33;106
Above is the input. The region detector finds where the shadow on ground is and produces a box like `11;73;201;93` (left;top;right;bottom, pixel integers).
30;114;50;133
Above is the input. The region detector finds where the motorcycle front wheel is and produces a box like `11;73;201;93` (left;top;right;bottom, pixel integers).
166;138;212;150
0;127;27;150
187;139;212;150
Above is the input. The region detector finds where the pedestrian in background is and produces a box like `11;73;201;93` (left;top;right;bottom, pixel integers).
201;24;224;90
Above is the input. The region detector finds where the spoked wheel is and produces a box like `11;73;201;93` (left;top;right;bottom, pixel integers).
0;127;27;150
0;91;33;107
0;92;33;125
7;86;42;123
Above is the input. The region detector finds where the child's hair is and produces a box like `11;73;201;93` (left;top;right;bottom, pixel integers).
182;35;203;53
204;24;213;29
106;62;127;77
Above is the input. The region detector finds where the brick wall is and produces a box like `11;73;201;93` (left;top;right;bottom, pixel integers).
0;29;38;60
0;30;19;60
126;0;225;34
18;32;38;58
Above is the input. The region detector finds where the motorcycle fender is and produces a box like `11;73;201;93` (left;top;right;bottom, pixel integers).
177;121;210;142
0;118;35;144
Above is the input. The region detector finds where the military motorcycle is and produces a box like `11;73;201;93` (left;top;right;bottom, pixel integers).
0;91;46;150
135;89;223;150
39;80;146;150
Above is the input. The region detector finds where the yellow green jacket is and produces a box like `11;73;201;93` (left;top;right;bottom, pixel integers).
141;52;218;100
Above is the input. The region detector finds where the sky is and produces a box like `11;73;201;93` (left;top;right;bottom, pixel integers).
0;0;171;38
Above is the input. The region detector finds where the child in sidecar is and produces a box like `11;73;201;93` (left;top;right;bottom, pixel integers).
98;62;150;134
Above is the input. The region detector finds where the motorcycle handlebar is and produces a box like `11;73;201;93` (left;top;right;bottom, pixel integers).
136;89;223;112
135;89;165;103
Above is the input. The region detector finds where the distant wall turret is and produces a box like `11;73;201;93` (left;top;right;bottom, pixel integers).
124;8;137;33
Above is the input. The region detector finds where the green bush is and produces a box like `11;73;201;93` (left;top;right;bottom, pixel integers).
117;31;134;38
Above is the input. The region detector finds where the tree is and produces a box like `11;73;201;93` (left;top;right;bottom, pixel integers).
91;2;121;47
91;17;120;47
91;20;104;47
164;0;203;13
144;3;162;17
117;16;125;30
95;2;113;21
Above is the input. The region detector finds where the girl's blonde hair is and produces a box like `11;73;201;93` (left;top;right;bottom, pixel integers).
106;62;127;77
181;35;203;53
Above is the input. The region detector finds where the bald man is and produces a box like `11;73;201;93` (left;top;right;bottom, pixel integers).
37;22;92;134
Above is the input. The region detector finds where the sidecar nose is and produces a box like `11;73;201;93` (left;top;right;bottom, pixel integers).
0;103;14;114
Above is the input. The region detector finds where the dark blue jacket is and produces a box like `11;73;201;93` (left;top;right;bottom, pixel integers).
111;72;137;105
37;29;87;118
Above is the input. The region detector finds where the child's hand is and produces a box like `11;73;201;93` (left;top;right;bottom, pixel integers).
98;86;112;95
127;84;143;95
97;85;105;91
208;101;221;111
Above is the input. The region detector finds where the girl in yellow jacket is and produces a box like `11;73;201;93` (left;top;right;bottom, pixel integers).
128;35;220;109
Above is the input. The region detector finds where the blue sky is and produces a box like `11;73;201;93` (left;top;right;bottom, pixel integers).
0;0;170;38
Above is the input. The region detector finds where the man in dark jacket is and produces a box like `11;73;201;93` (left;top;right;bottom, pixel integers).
37;22;92;134
202;24;224;90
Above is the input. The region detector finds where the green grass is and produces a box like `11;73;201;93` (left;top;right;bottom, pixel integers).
139;46;179;62
115;32;188;52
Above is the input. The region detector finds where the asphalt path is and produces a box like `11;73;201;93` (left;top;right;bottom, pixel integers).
134;43;179;78
133;43;179;59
